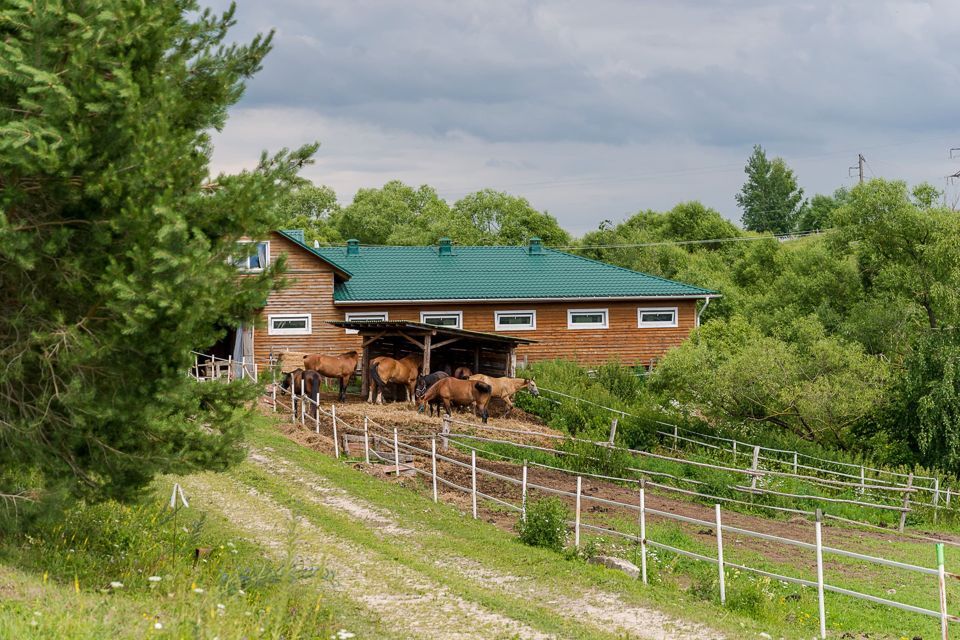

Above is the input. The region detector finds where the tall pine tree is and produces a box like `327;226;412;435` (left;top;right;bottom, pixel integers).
0;1;314;506
736;145;806;234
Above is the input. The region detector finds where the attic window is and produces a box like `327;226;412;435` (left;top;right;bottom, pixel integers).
235;241;269;271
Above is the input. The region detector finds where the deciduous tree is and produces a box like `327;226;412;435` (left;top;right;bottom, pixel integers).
736;145;806;234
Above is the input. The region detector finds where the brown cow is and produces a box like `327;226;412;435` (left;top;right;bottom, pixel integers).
369;354;423;404
303;350;359;402
418;377;493;423
468;374;539;417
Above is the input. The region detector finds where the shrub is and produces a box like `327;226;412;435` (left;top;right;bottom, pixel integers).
516;497;569;552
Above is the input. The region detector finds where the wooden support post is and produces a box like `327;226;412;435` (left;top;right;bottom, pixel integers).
947;488;952;510
271;383;276;412
471;450;478;519
331;404;339;459
227;355;233;381
749;446;761;491
607;418;618;446
363;417;370;465
815;509;826;640
937;543;948;640
575;476;582;548
521;462;528;522
639;479;648;584
716;504;726;605
441;416;450;451
934;477;940;524
431;438;438;503
672;425;678;451
361;345;370;402
422;333;431;374
899;472;914;533
793;451;798;474
194;354;199;380
859;465;865;496
393;428;400;477
508;347;516;377
732;440;737;460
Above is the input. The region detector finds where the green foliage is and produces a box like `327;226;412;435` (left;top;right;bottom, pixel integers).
795;187;848;232
334;180;449;245
736;145;806;234
0;1;313;504
516;497;569;552
276;182;341;244
651;316;889;445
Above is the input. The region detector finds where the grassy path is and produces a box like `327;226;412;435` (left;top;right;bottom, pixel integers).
184;423;730;639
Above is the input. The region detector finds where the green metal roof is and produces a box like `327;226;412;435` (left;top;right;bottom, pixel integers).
307;241;716;303
276;229;352;278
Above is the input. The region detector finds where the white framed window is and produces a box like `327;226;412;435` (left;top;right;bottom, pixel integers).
638;307;678;328
567;308;608;330
420;311;462;329
268;313;312;336
234;240;270;271
344;311;389;334
495;310;536;331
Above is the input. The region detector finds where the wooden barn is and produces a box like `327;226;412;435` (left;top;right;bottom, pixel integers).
226;230;717;378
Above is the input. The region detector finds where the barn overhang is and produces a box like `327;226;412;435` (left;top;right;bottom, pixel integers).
328;320;536;397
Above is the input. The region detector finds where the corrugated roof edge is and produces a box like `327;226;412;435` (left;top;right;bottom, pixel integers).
275;230;353;278
543;247;719;296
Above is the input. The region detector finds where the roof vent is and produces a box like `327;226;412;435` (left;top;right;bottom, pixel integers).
438;237;453;256
313;240;320;249
346;239;360;256
528;237;543;254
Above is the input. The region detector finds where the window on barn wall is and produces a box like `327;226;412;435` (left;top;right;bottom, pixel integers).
567;308;608;330
420;311;462;329
638;307;678;328
495;310;536;331
234;241;270;271
268;313;311;335
344;311;388;334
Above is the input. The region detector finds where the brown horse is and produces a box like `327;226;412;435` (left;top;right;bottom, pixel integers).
369;354;423;404
303;350;359;402
453;366;473;379
468;375;539;417
419;377;493;423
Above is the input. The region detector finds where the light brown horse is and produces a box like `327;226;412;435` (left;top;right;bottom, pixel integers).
369;354;423;404
468;374;539;417
303;350;360;402
418;377;493;423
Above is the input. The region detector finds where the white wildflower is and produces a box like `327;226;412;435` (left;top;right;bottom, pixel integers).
148;576;162;582
110;581;123;589
154;622;163;630
193;587;205;594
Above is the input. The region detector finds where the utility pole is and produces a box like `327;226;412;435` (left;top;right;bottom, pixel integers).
848;154;865;184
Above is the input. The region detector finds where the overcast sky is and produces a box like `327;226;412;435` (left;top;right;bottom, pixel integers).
207;1;960;235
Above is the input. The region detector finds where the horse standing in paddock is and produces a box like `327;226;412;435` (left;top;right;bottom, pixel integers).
415;371;450;416
468;375;539;417
453;366;473;380
418;377;493;423
303;350;360;402
280;368;322;418
369;354;423;404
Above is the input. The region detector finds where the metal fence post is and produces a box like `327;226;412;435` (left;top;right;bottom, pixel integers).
521;462;528;522
575;476;582;548
937;543;948;640
715;504;726;605
815;508;826;640
393;428;400;477
299;379;305;426
471;450;478;519
331;404;339;458
431;438;438;503
314;402;320;435
363;417;370;465
639;478;648;585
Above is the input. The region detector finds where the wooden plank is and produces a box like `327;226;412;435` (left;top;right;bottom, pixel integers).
430;336;461;350
423;333;432;374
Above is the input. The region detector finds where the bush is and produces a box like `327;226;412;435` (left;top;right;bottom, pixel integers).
516;498;569;552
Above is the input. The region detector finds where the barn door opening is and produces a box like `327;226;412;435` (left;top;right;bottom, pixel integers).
231;323;255;380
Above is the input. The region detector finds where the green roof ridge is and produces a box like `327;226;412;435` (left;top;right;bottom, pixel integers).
542;247;716;295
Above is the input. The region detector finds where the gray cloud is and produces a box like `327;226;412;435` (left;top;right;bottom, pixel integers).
209;0;960;232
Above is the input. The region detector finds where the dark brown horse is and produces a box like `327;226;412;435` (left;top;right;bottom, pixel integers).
418;377;493;423
303;350;359;402
369;354;423;404
415;371;450;415
453;366;473;379
281;368;322;418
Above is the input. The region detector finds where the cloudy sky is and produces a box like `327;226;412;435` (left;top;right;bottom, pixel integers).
208;1;960;235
